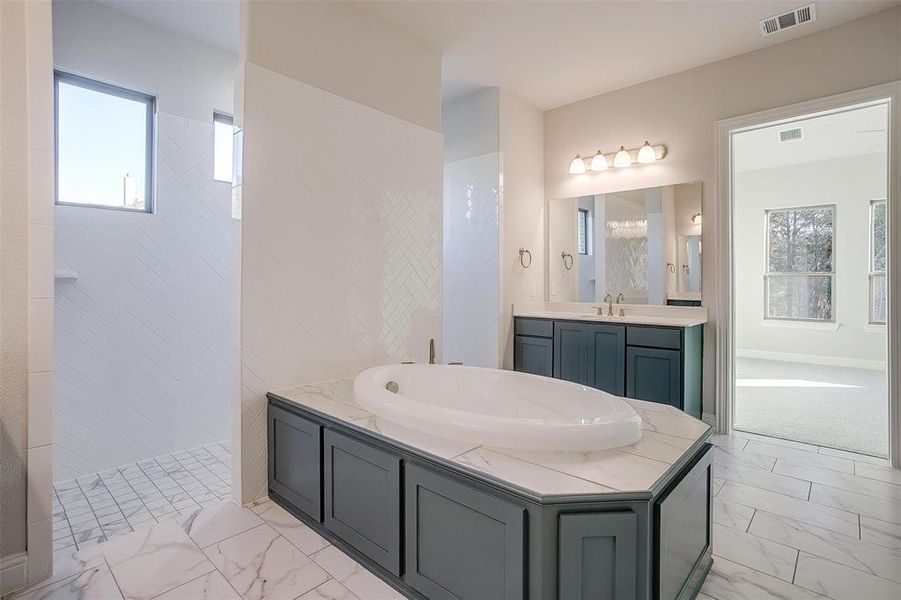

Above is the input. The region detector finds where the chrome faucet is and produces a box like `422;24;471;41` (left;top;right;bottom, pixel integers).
429;338;436;365
616;292;625;304
603;293;613;316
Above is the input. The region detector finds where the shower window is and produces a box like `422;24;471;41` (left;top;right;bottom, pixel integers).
870;199;887;324
55;71;155;212
764;205;835;321
213;112;234;183
577;208;589;255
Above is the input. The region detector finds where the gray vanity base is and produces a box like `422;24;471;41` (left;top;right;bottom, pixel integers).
267;394;713;600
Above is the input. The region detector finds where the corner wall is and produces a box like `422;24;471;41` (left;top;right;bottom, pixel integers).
237;2;443;503
543;6;901;414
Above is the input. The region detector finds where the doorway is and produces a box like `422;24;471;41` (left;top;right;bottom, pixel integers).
717;84;900;463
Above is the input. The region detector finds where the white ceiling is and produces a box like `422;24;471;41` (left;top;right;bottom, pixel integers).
89;0;898;110
733;102;888;172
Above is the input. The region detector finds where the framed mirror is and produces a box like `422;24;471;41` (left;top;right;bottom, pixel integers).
548;182;702;306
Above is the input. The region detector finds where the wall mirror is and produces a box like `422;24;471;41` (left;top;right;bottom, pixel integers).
548;182;702;306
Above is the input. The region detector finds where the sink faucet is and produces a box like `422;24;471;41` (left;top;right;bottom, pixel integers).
603;293;613;316
616;292;625;305
429;338;436;365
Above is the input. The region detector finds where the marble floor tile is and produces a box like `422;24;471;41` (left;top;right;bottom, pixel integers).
775;461;901;501
10;566;123;600
713;498;756;531
310;546;405;600
454;448;617;495
178;502;263;548
103;519;215;600
743;441;855;474
258;503;330;555
860;516;901;551
818;446;889;466
717;482;860;537
713;445;777;471
153;571;240;600
855;461;901;486
809;484;901;525
714;461;811;500
701;556;828;600
297;579;360;600
713;477;725;496
47;546;106;586
748;511;901;583
733;431;821;453
794;552;901;600
712;524;798;582
204;523;329;600
709;434;750;451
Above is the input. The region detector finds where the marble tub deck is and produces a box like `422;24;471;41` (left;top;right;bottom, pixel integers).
270;378;712;498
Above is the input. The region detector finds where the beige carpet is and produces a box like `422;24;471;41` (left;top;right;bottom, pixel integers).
733;357;888;457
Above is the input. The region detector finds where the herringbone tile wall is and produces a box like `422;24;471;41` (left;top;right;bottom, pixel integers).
53;112;235;481
239;63;443;502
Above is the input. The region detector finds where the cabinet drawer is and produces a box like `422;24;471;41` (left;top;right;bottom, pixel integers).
514;317;553;338
627;325;682;350
324;430;401;575
405;463;525;600
268;404;322;521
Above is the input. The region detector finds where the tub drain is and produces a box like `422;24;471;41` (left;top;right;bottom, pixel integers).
385;381;399;393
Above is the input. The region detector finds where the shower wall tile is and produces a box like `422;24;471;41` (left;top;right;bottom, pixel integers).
443;153;500;367
53;112;235;480
239;63;442;502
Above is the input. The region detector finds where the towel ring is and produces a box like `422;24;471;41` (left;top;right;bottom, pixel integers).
561;251;574;271
519;247;532;269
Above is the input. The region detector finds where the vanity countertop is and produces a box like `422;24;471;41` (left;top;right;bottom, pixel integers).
514;302;708;328
270;377;712;499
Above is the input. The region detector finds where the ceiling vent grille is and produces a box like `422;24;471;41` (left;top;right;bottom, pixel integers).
779;127;803;143
760;4;817;37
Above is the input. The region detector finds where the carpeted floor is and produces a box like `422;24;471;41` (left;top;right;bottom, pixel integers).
733;357;888;457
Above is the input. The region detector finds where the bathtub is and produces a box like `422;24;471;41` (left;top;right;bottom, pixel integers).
353;364;642;451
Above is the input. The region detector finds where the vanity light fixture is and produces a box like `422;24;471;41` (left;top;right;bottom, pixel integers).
613;146;632;168
590;150;608;171
569;154;587;174
691;213;703;225
567;143;667;174
636;141;656;164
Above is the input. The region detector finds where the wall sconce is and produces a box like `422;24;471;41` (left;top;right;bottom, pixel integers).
691;213;702;225
568;142;667;174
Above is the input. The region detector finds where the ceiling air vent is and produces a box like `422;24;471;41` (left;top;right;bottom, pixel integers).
760;4;817;37
779;127;803;143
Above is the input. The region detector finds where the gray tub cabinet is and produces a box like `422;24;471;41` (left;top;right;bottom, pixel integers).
514;317;703;418
267;394;713;600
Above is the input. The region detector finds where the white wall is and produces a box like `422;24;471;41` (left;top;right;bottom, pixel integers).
499;91;545;370
238;2;443;503
734;154;887;367
51;2;237;479
543;6;901;413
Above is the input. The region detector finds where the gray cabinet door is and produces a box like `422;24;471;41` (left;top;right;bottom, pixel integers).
588;323;625;395
626;346;682;408
558;511;638;599
405;463;525;600
554;321;591;385
324;430;401;575
514;335;553;377
268;404;322;521
656;445;712;600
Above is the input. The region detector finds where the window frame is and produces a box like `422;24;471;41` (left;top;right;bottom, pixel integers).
54;70;156;213
213;111;234;183
869;198;887;325
577;208;590;255
763;204;836;323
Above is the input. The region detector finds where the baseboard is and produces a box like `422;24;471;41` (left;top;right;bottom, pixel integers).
736;348;885;371
0;552;27;596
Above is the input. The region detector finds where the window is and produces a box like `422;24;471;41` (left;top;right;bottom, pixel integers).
213;112;234;183
764;205;834;321
870;199;887;324
55;71;154;212
577;208;590;255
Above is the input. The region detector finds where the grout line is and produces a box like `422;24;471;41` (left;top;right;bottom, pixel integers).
163;451;223;499
105;464;158;528
790;549;800;584
103;553;127;598
52;484;77;552
745;509;757;533
73;478;108;550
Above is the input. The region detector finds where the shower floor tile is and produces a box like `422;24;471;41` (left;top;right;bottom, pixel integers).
52;441;232;551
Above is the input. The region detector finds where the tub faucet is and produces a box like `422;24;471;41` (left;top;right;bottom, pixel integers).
429;338;436;365
603;293;613;316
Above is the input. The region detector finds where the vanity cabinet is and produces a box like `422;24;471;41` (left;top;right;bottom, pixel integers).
513;317;703;417
267;404;322;521
323;430;402;575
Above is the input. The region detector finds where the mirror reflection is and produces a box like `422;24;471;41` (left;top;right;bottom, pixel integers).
549;182;702;306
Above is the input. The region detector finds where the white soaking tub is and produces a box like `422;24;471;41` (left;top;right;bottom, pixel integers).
353;364;642;451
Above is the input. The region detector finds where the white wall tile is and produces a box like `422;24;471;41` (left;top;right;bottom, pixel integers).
239;63;442;502
27;371;53;448
27;223;52;299
26;518;52;583
27;298;53;373
27;149;53;225
26;446;52;523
